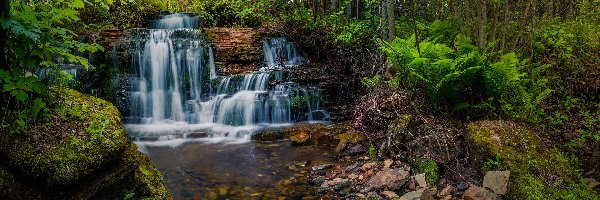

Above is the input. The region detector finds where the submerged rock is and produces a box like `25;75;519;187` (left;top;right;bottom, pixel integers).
483;171;510;195
290;131;311;145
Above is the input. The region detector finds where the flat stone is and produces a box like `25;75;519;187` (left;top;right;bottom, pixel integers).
483;171;510;195
463;186;500;200
311;176;326;185
381;190;399;199
321;178;352;191
312;163;334;171
367;168;410;191
384;159;393;169
414;173;427;188
399;188;435;200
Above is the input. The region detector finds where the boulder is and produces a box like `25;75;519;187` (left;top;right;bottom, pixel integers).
381;190;399;199
463;186;500;200
367;168;410;190
483;171;510;195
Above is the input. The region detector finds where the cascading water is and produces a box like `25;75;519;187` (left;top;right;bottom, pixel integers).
120;13;326;143
262;37;305;69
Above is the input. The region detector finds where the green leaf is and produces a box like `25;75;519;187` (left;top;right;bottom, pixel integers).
72;0;85;8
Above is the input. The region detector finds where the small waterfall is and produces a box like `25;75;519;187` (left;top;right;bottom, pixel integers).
261;37;305;69
119;13;326;143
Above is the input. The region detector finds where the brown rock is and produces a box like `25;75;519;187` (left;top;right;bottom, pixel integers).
381;190;400;199
483;171;510;195
384;159;394;169
463;186;500;200
414;173;427;188
439;185;454;197
399;188;435;200
367;168;410;190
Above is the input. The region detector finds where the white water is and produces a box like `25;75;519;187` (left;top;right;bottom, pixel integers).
123;13;324;145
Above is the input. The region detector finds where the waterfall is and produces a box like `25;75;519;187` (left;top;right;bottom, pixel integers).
120;13;326;143
261;37;305;70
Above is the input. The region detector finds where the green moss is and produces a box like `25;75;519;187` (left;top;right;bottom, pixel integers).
123;144;172;199
414;159;440;186
468;120;599;199
0;87;127;185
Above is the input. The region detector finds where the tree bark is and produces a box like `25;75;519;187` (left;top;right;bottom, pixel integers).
387;0;396;42
501;1;509;54
412;0;420;56
477;0;487;49
0;0;9;70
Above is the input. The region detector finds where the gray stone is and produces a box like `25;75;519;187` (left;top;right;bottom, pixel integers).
439;185;454;197
483;171;510;195
312;163;334;171
463;186;500;200
399;188;435;200
367;168;410;190
414;173;427;188
321;178;352;191
346;144;367;155
311;176;326;185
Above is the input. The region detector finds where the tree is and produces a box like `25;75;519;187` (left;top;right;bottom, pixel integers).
0;0;8;70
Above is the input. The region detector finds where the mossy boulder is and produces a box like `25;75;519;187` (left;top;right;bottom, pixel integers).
467;120;599;199
0;87;172;199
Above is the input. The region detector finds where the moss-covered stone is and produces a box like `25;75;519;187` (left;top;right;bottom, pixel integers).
0;87;172;199
467;120;599;199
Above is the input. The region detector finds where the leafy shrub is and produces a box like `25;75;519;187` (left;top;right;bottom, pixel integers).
361;74;380;89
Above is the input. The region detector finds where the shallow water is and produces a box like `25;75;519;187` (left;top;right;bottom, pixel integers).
141;140;341;199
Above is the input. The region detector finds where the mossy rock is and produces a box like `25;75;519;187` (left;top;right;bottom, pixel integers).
0;87;127;185
467;120;599;199
0;87;172;199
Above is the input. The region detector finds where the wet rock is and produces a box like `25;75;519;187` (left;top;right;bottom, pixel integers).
312;163;334;171
345;144;367;156
293;161;310;167
367;192;383;199
290;131;310;145
399;188;434;200
367;168;410;191
414;173;427;188
381;190;399;199
383;159;393;169
311;176;326;185
483;171;510;195
585;178;600;189
463;186;500;200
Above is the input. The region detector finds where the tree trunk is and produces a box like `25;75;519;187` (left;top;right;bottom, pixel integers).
501;1;509;54
0;0;9;70
412;0;421;56
387;0;396;42
477;0;487;49
330;0;338;13
381;0;388;41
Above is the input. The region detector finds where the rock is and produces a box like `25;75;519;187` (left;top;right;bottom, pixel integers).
367;192;383;199
381;190;399;199
399;188;435;200
321;178;352;191
346;144;367;156
384;159;394;169
345;162;360;172
585;178;600;189
361;162;376;171
290;131;310;145
439;185;454;197
414;173;427;188
463;186;500;200
311;176;326;186
348;173;358;180
483;171;510;195
367;168;410;191
312;163;334;171
456;182;469;191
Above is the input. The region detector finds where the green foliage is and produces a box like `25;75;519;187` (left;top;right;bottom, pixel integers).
361;74;380;89
483;153;503;171
368;144;377;160
414;159;440;185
